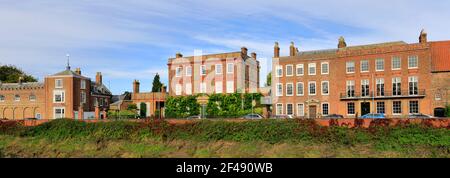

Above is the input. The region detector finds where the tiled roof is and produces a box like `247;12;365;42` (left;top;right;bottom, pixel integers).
431;41;450;72
295;41;407;57
0;82;44;90
52;69;81;76
91;82;112;96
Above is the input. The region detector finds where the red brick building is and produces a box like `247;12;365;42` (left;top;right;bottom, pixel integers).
167;47;260;96
0;64;112;120
272;30;450;118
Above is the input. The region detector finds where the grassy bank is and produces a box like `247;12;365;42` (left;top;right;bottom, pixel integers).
0;119;449;158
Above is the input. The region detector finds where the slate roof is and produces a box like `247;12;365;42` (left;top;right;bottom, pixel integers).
0;82;44;90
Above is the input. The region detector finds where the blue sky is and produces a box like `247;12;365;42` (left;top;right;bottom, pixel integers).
1;0;450;95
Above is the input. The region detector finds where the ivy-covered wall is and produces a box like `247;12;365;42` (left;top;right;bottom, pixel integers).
164;93;263;118
165;95;201;118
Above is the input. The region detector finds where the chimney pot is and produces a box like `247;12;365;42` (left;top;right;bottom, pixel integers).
251;52;257;60
241;47;248;58
419;29;428;43
75;68;81;75
133;80;140;93
338;36;347;48
274;42;280;58
96;72;102;84
176;52;183;58
289;42;296;56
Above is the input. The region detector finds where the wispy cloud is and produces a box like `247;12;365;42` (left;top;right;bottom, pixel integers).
1;0;450;94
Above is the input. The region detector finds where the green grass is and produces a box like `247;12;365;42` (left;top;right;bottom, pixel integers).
0;119;449;158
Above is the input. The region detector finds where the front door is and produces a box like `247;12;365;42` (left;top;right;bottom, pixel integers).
361;102;370;116
309;106;317;119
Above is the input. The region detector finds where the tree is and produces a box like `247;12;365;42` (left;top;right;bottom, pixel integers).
151;73;163;92
127;103;138;111
265;72;272;86
0;65;37;83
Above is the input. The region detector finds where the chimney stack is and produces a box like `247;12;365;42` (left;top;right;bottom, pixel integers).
338;36;347;48
75;68;81;75
133;80;140;94
419;29;428;43
251;52;257;60
274;42;280;58
162;85;167;93
289;42;296;56
96;72;102;84
241;47;248;58
176;52;183;58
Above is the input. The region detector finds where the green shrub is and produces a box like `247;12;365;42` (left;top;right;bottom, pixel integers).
0;119;448;151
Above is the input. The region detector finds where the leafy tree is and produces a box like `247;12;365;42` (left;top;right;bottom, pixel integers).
265;72;272;86
446;105;450;117
0;65;37;83
151;73;163;92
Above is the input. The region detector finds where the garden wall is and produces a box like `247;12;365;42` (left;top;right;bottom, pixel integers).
2;118;449;128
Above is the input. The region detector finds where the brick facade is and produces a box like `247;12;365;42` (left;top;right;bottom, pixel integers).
167;47;260;96
272;31;450;118
0;66;112;120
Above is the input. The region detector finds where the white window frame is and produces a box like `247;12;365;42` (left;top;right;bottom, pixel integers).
176;67;182;77
276;83;283;96
81;91;86;104
408;76;419;96
227;63;234;74
186;66;192;76
347;102;355;115
200;65;206;76
392;77;402;96
322;103;329;116
215;81;223;93
286;83;294;96
53;107;65;119
346;61;355;74
185;83;192;95
215;64;223;75
297;103;305;117
80;80;86;89
409;100;419;114
296;64;304;76
321;81;329;96
286;65;294;76
286;103;294;116
276;103;283;115
392;101;402;115
226;81;234;93
346;80;355;98
408;55;418;69
376;58;384;71
376;101;385;114
392;56;401;70
308;63;316;76
55;79;63;89
296;82;304;96
361;79;370;97
321;62;329;75
361;60;369;73
53;90;65;103
276;65;283;77
175;84;182;96
308;81;316;96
